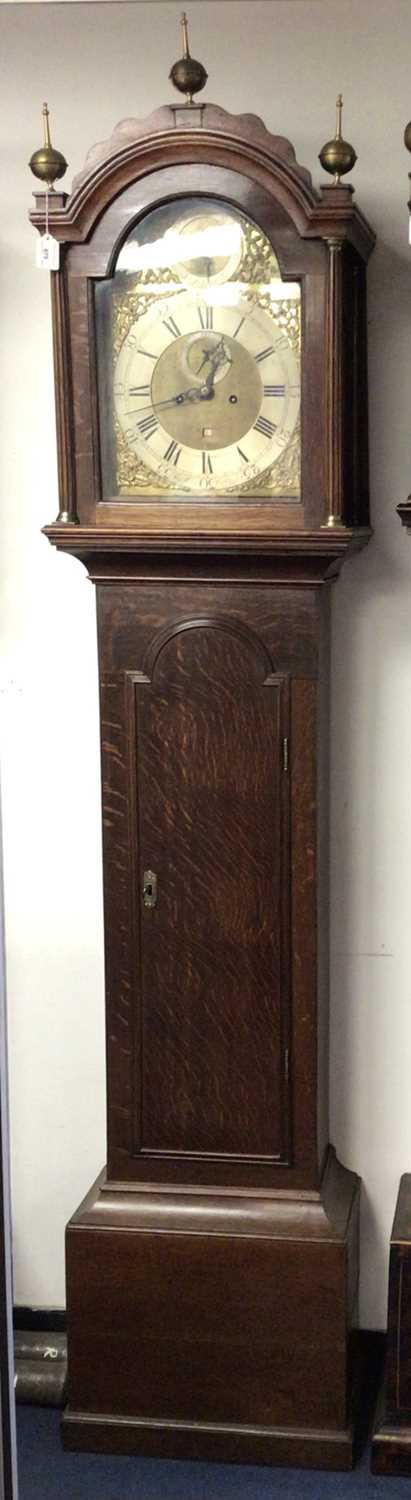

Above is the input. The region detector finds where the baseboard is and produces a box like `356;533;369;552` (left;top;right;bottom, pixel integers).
13;1307;66;1333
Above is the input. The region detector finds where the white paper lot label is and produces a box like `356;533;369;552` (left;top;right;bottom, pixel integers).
36;233;60;270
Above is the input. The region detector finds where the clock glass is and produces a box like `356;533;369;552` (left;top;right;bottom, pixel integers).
95;197;301;502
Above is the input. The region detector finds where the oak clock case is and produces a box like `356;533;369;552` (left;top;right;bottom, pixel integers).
30;100;375;1469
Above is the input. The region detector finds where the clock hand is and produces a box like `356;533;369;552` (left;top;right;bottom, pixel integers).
197;335;231;377
125;383;213;420
197;348;213;375
203;339;232;393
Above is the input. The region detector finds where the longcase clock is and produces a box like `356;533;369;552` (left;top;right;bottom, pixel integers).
30;54;375;1469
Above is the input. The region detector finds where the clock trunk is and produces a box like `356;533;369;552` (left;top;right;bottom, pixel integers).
30;96;375;1468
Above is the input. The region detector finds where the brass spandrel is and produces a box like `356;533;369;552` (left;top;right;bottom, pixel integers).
230;422;301;500
112;272;180;360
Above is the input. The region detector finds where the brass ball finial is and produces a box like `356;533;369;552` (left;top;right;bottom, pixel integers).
29;103;67;190
404;119;411;154
169;12;208;105
319;95;357;184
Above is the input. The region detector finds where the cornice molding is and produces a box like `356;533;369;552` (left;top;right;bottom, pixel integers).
73;104;314;193
29;101;375;259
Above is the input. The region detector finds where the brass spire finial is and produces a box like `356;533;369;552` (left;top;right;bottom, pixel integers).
29;103;67;190
169;12;208;105
319;95;357;184
181;11;190;57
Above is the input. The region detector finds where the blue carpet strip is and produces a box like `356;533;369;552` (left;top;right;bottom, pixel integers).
17;1408;411;1500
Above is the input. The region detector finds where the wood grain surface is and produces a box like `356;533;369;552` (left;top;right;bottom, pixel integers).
97;578;325;1190
134;622;290;1161
63;1151;360;1466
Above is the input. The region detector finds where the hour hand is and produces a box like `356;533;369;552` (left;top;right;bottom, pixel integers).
194;336;232;383
160;382;210;407
126;383;212;419
173;385;205;406
204;345;231;394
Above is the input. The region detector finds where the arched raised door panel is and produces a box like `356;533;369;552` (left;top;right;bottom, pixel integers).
98;581;317;1195
120;616;291;1177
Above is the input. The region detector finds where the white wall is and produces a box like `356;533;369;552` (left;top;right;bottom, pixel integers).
1;0;411;1326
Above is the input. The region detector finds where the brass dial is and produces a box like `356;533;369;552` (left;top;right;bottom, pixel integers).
97;196;302;500
114;289;300;495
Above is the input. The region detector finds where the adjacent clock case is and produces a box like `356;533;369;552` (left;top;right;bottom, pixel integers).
31;102;375;1469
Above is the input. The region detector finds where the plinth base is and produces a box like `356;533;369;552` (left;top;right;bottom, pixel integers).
63;1147;360;1470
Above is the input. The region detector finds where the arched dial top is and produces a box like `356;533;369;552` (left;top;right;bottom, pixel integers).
96;196;301;502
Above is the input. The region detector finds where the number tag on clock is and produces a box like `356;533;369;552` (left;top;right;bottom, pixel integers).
36;234;60;271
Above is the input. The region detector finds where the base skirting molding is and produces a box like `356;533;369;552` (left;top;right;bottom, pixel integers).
62;1408;355;1470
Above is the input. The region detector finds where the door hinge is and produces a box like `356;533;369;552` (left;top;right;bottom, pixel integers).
282;736;289;772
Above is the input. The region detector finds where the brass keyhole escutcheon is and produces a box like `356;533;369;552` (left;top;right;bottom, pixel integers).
143;869;158;909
